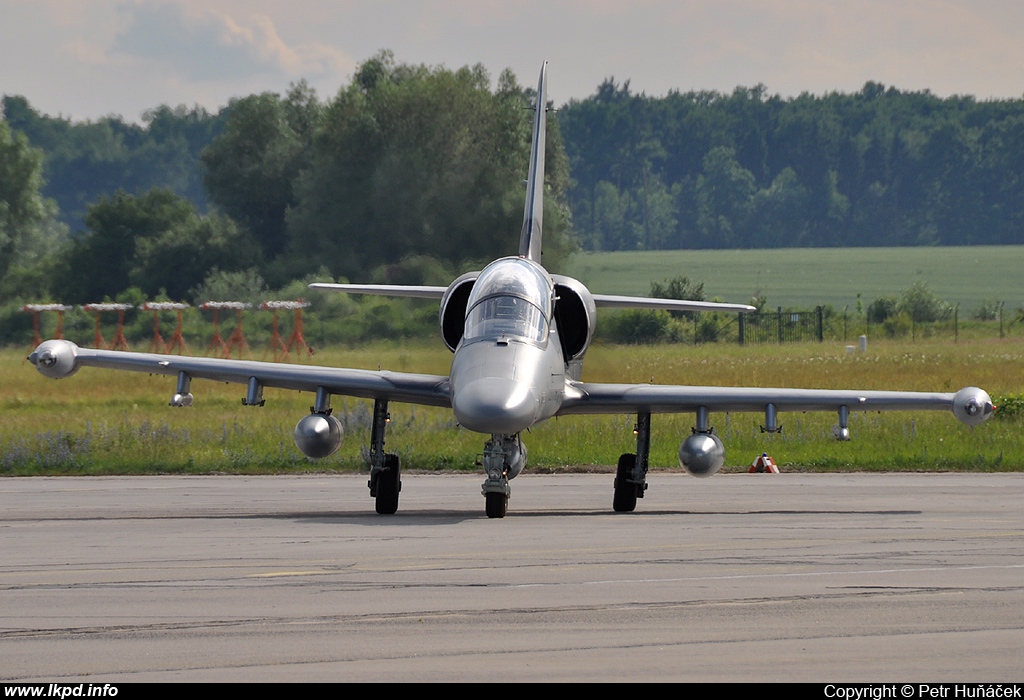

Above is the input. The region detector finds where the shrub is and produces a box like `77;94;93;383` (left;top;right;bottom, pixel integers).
604;309;670;344
882;312;911;338
898;281;951;322
867;295;898;323
972;300;1001;321
649;276;705;319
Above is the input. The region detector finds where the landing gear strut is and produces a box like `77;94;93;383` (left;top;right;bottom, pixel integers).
481;434;523;519
613;412;650;512
367;399;401;514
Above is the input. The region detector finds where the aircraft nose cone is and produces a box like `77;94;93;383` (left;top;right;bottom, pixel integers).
453;377;539;434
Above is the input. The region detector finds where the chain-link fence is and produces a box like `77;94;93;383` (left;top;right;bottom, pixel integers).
698;306;1022;345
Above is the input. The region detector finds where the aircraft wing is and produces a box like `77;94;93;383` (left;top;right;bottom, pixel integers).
558;381;993;425
308;283;447;299
591;294;756;314
28;341;451;407
309;285;758;315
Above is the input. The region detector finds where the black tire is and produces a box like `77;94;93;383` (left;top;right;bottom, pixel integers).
485;491;508;519
375;454;401;515
613;453;638;512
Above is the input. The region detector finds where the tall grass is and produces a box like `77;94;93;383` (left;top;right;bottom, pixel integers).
2;337;1022;474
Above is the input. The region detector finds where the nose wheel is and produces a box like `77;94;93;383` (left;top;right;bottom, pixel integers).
480;433;520;518
485;491;508;518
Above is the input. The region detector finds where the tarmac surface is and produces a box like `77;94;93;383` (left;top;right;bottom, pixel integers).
1;472;1022;682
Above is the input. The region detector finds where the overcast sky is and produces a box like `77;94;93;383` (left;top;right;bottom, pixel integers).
3;0;1024;123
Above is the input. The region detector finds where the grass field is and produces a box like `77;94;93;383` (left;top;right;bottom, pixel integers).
3;337;1022;475
564;245;1024;313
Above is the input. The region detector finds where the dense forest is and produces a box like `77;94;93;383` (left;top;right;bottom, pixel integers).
0;52;573;310
560;81;1024;251
3;51;1024;314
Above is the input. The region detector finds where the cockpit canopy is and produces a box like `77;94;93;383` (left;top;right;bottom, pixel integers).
464;258;552;343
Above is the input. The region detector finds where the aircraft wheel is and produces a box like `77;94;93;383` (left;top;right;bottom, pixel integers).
485;491;508;519
375;454;401;515
613;453;638;512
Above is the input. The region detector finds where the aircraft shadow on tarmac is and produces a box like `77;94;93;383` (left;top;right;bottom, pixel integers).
286;507;923;525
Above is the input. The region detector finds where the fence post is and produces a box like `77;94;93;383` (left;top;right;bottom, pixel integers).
738;312;745;345
777;307;783;343
816;306;823;342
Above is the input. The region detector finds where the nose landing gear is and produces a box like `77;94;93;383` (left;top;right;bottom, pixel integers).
480;434;524;518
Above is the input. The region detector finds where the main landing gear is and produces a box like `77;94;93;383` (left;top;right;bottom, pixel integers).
613;412;650;512
367;399;401;515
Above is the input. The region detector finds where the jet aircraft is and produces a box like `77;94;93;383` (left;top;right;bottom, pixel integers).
28;64;994;518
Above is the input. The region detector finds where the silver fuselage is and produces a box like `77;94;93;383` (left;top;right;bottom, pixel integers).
450;257;566;434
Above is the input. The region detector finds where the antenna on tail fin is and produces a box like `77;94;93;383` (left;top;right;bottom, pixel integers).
519;61;547;262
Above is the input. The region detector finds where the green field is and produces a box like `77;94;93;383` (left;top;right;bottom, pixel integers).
7;246;1024;474
3;339;1022;475
565;246;1024;312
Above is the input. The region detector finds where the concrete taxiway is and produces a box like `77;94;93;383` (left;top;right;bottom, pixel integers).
1;473;1022;682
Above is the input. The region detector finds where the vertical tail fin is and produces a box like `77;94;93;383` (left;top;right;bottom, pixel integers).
519;61;547;261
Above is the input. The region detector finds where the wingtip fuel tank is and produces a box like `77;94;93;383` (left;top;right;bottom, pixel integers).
28;339;80;379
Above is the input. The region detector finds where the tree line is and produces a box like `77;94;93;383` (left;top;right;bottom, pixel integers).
0;51;573;314
559;80;1024;250
3;52;1024;319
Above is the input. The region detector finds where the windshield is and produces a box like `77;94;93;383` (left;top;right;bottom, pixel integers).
465;295;548;342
